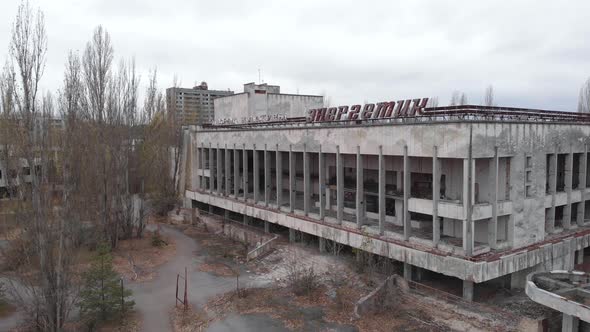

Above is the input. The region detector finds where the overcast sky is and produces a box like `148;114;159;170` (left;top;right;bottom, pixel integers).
1;0;589;110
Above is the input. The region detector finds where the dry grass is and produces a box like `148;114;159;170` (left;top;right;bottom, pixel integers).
95;311;142;332
170;306;209;332
112;229;176;282
198;262;236;277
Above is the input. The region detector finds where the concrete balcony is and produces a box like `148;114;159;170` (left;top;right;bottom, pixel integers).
544;189;587;208
409;197;512;221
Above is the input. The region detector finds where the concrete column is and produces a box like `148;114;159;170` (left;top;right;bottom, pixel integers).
432;146;440;245
548;149;557;233
276;145;282;208
200;144;205;189
562;314;579;332
289;145;295;213
403;262;412;280
462;280;474;302
303;144;310;215
253;145;259;203
578;249;584;265
337;146;344;224
319;146;326;220
224;146;230;196
242;214;249;226
463;158;474;256
264;221;270;233
415;267;424;282
356;146;364;229
489;147;499;249
195;144;200;190
564;148;573;229
216;145;222;193
578;146;587;226
289;228;296;242
209;144;214;192
242;144;248;201
233;146;239;196
378;146;385;235
319;237;326;253
403;145;411;240
224;209;229;220
264;144;270;206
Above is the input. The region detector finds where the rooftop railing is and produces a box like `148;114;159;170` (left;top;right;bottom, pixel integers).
200;105;590;131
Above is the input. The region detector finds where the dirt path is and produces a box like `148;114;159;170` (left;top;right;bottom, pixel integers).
128;224;236;332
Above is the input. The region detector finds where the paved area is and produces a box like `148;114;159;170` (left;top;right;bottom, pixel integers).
128;224;237;332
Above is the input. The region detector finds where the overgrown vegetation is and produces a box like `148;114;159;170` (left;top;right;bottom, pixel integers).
79;243;135;328
286;261;320;296
0;1;181;330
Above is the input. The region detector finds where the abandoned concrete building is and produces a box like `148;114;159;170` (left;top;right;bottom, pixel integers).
178;83;590;302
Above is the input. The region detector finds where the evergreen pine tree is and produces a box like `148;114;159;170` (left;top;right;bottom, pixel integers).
79;243;135;325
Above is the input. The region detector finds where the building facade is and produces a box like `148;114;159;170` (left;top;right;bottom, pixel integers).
166;82;233;126
213;82;324;124
178;100;590;302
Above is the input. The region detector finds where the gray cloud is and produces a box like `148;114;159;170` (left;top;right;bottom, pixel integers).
1;0;590;111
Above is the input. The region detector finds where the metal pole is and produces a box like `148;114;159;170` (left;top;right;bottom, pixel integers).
175;274;179;307
184;267;188;310
121;278;124;313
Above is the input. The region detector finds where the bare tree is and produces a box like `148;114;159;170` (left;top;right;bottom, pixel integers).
484;85;495;107
2;4;80;330
427;97;439;108
578;78;590;113
83;25;116;246
459;92;468;105
449;91;460;106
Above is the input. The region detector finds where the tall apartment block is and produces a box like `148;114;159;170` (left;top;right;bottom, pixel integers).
166;82;233;126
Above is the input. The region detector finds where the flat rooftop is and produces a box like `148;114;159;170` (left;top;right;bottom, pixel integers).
201;105;590;130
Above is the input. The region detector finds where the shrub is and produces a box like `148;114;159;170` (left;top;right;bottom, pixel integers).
286;264;320;296
151;231;167;247
79;243;135;327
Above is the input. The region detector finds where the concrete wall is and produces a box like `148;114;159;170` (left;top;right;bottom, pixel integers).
184;119;590;285
213;84;323;121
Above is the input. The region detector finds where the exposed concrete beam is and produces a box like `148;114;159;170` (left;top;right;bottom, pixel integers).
577;145;587;226
433;145;440;245
489;146;498;249
379;145;385;235
242;144;248;201
319;145;326;220
200;144;205;190
564;147;573;229
276;144;282;208
356;146;364;229
403;262;412;280
289;145;295;213
217;144;222;193
233;145;239;197
209;143;214;193
253;144;259;202
562;314;579;332
264;144;270;206
403;145;410;240
463;158;473;256
548;147;557;233
225;146;230;196
337;145;343;224
304;144;310;215
463;280;474;302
